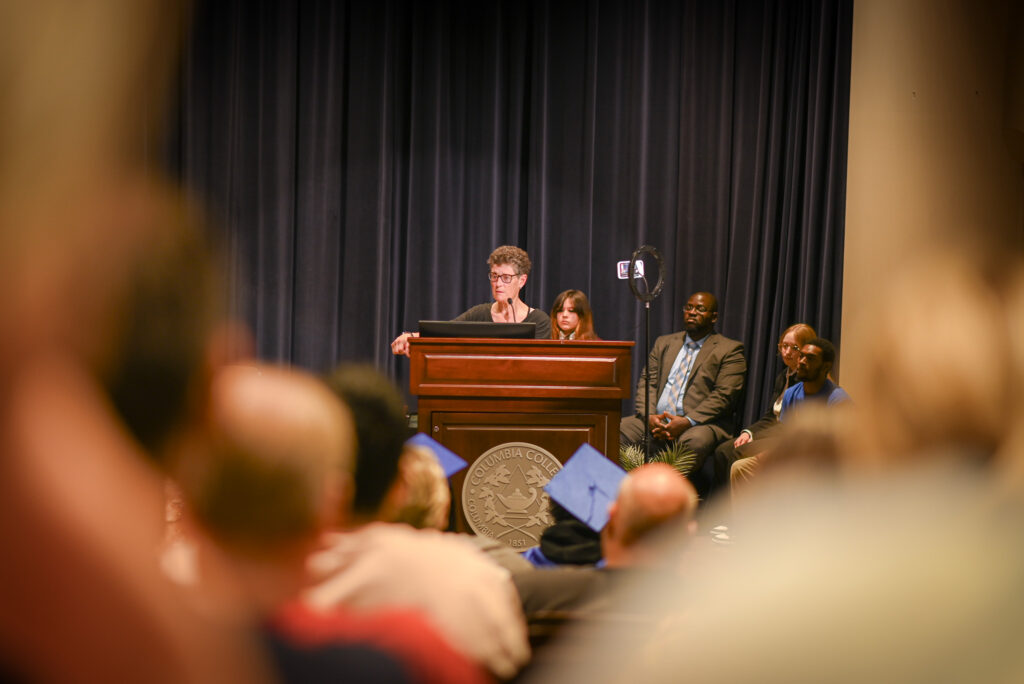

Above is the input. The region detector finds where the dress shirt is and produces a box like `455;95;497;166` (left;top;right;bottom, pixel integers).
655;333;708;423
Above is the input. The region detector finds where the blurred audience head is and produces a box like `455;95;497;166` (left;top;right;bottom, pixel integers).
323;363;409;522
176;364;355;561
602;463;698;568
377;444;451;530
99;192;249;465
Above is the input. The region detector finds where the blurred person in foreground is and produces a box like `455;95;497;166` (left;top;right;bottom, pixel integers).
381;443;453;531
549;289;600;340
306;364;531;680
171;363;487;684
0;2;283;679
0;179;272;682
104;213;478;682
526;247;1024;684
997;265;1024;492
391;245;551;356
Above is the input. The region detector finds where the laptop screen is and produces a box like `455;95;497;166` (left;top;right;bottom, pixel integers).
417;320;537;339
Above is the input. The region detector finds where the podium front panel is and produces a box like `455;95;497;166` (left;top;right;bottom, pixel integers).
410;338;633;399
435;409;608;539
408;338;633;547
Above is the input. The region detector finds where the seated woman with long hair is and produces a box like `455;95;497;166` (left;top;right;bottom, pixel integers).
549;289;599;340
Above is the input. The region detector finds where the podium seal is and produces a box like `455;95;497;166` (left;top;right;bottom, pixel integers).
462;442;562;549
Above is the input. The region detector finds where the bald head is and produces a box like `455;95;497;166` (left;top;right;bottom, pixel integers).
180;364;355;552
210;365;354;473
602;463;697;566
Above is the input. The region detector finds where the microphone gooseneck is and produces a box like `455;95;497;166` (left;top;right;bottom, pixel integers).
507;298;518;323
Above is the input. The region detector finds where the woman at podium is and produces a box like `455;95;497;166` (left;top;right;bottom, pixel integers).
390;245;551;356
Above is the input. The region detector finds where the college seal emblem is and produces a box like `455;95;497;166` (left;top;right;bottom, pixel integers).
462;442;562;549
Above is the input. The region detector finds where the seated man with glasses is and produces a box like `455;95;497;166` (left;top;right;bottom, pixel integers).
391;245;551;356
619;292;746;499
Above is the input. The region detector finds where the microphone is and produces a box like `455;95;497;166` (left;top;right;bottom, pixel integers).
507;298;518;323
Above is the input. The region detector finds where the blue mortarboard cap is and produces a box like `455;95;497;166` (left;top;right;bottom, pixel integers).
544;443;627;532
406;433;468;478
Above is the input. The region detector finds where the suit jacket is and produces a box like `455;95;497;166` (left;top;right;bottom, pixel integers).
633;331;746;435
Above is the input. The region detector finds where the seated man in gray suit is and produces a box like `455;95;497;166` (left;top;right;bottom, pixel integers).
620;292;746;497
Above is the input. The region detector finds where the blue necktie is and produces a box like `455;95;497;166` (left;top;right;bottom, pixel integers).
666;341;699;414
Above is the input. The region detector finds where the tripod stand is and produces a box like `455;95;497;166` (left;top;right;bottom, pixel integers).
626;245;665;463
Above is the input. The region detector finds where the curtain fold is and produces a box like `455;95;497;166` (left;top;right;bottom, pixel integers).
171;0;853;425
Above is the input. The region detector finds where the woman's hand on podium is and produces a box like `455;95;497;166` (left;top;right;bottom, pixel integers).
390;331;419;357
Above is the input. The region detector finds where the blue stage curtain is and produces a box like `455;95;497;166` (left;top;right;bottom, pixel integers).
168;0;853;424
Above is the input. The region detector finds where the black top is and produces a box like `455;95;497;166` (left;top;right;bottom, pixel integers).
454;303;552;338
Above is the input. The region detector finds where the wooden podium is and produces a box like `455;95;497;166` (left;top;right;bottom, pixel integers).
409;337;633;540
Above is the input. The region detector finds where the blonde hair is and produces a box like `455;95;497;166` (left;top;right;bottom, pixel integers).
385;445;451;530
779;323;816;347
